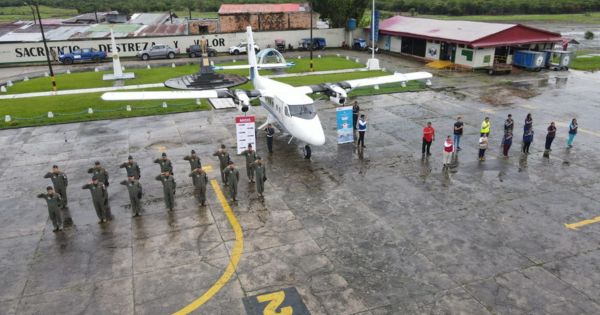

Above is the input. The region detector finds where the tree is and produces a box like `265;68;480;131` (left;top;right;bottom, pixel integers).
585;31;594;40
178;0;196;19
311;0;370;28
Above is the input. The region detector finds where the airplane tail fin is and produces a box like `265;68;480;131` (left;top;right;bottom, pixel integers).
246;26;259;81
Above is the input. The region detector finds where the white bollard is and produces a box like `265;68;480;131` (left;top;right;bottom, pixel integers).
318;55;321;58
44;72;49;77
5;115;11;122
171;63;176;68
355;58;360;63
297;56;301;59
94;67;99;72
48;111;54;118
426;79;432;86
7;81;13;87
401;81;406;88
233;59;237;63
147;65;151;69
382;68;386;72
162;102;168;108
66;69;71;74
210;61;214;66
23;76;29;81
336;53;340;57
88;108;93;114
0;86;6;93
121;66;125;71
126;105;132;111
346;56;349;60
374;85;379;90
195;99;201;105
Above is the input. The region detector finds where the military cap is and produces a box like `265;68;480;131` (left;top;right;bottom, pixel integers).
52;165;58;168
256;156;262;160
92;175;98;180
94;161;100;165
220;144;226;149
162;152;167;157
191;150;196;154
128;155;133;160
228;161;234;165
46;186;53;191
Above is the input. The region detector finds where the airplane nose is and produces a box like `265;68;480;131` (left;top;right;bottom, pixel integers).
312;129;326;145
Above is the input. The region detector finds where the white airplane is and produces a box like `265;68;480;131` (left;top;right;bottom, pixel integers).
102;26;433;150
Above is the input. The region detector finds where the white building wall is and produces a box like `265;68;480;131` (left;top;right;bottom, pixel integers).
389;36;402;52
473;47;495;68
425;41;440;60
454;47;475;67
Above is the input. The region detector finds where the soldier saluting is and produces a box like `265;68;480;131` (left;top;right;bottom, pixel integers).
189;167;208;206
154;152;173;173
120;175;143;217
88;161;109;186
183;149;202;171
223;161;240;201
156;171;176;211
43;164;73;226
82;175;110;223
37;186;63;232
213;144;230;186
119;155;141;179
240;143;257;183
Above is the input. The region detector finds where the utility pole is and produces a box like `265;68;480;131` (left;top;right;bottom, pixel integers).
27;4;36;24
28;1;56;92
309;1;313;72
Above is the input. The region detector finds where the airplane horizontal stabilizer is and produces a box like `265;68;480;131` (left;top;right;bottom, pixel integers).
101;90;230;101
340;71;433;89
213;63;294;71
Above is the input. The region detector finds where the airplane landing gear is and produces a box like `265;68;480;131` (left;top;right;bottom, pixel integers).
303;144;312;159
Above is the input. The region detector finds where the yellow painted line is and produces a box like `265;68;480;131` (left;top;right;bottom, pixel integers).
157;145;167;152
202;165;214;172
173;179;244;315
565;216;600;230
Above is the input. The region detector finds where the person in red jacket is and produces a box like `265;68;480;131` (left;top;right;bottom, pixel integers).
422;122;435;157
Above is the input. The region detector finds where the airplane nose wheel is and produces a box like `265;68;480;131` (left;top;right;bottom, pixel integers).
303;144;312;159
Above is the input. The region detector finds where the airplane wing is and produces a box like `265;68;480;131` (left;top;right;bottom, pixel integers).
295;71;433;95
101;90;230;101
213;62;294;71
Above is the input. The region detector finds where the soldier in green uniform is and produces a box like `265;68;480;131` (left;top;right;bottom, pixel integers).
213;144;230;185
240;143;258;183
37;186;63;232
82;176;109;223
189;167;208;206
43;165;73;226
88;161;109;186
154;152;173;173
252;156;267;197
156;171;176;211
183;150;202;171
223;161;240;201
120;175;143;217
119;155;141;179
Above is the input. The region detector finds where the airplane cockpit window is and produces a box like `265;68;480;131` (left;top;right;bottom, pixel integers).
288;103;317;119
285;107;290;117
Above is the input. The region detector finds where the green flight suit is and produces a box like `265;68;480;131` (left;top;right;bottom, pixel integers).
120;162;141;179
189;170;208;205
44;171;73;226
213;150;230;184
88;166;110;186
156;174;176;210
240;149;257;181
121;179;143;215
253;162;266;195
223;167;240;200
184;155;202;171
82;183;109;221
154;158;173;173
37;192;63;230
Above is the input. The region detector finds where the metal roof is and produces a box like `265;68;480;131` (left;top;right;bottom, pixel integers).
218;3;309;14
134;24;187;36
375;16;562;47
128;13;170;25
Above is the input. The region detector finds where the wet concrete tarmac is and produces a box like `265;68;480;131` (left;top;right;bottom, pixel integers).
0;70;599;314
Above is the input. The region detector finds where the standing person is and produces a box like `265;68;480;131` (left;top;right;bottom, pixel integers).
252;156;267;197
82;176;109;223
357;114;367;148
502;130;513;158
422;122;435;157
119;155;141;179
523;128;534;154
88;161;109;186
43;165;72;226
478;134;488;161
264;124;275;154
183;150;202;171
37;186;63;232
442;136;454;169
120;176;142;217
223;161;240;201
453;117;463;151
213;144;230;185
545;122;557;151
189;167;208;206
154;152;173;174
240;143;258;183
504;114;514;133
480;117;490;137
155;171;176;211
524;113;533;133
352;101;360;130
567;118;578;148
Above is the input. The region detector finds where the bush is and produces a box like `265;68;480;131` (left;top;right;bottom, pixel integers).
584;31;594;40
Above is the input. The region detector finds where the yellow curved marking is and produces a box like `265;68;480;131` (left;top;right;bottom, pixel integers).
173;179;244;314
565;215;600;230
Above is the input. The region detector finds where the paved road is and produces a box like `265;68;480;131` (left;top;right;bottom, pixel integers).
0;70;599;314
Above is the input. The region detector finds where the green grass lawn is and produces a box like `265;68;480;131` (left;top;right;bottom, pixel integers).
6;56;365;94
0;5;77;22
421;12;600;24
571;56;600;71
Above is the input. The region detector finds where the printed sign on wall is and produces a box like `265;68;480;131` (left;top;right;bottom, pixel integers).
236;116;256;154
336;106;354;144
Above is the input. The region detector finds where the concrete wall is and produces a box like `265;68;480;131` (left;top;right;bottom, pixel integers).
219;12;314;33
425;41;440;60
0;28;345;64
188;20;219;35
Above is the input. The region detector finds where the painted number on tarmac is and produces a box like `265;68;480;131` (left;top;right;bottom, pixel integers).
243;287;310;315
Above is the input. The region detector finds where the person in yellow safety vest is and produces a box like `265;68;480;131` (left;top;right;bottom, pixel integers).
480;117;490;137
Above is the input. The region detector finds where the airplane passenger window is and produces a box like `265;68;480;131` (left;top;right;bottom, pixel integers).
285;107;290;117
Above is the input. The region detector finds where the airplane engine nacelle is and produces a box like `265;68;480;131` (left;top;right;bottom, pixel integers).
327;85;348;105
233;90;250;112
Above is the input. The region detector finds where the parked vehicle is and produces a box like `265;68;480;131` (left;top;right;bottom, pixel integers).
186;45;217;58
229;42;260;55
298;37;327;50
353;38;367;50
275;39;286;52
59;48;107;65
136;44;180;61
